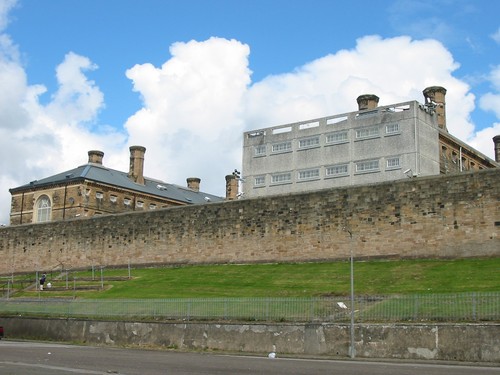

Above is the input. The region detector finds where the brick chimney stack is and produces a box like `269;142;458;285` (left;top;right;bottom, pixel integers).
88;150;104;165
356;94;379;111
423;86;447;131
493;135;500;163
128;146;146;185
225;174;238;200
187;177;201;192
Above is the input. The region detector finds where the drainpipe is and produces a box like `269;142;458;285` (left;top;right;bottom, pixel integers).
20;192;25;225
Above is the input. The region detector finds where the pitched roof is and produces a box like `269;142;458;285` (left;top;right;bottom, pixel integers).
9;163;224;204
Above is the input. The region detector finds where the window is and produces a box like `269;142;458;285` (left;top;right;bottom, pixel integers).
386;157;401;169
298;137;320;149
96;192;104;200
149;204;157;210
124;198;131;206
326;131;348;144
385;123;400;134
271;172;292;184
254;176;265;186
136;201;144;208
356;160;380;173
298;169;319;180
326;164;348;177
36;195;51;223
355;126;379;139
110;195;117;203
254;145;266;156
271;141;292;153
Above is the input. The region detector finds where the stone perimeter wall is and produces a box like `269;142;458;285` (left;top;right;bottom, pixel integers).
2;317;499;363
0;169;499;274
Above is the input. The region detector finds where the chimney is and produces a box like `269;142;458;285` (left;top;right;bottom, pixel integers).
493;135;500;163
88;150;104;165
356;94;379;111
128;145;146;185
225;174;238;200
423;86;447;131
187;177;201;192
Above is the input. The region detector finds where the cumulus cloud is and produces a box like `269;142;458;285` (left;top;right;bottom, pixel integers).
491;27;500;44
125;37;251;193
245;35;475;141
0;0;16;32
0;11;124;224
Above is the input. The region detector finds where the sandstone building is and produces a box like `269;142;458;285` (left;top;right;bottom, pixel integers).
8;146;225;225
242;86;500;198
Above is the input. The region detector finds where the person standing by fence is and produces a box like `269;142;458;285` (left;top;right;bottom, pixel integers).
39;273;46;291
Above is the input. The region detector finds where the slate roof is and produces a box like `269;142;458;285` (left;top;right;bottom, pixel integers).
9;163;224;204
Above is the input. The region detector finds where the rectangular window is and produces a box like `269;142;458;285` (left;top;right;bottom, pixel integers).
385;123;400;134
254;176;265;186
298;137;320;149
386;157;401;169
271;172;292;184
272;141;292;153
326;131;348;144
356;160;380;173
355;126;379;139
326;164;348;177
254;145;266;156
298;169;319;180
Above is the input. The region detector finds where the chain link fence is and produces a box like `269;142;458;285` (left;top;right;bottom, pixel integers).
1;292;499;322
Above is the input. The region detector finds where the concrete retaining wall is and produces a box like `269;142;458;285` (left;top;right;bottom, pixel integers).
1;317;499;363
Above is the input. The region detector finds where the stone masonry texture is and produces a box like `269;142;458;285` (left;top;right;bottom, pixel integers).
0;169;499;274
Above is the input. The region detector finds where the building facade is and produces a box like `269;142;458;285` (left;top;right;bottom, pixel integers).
242;86;499;198
9;146;226;226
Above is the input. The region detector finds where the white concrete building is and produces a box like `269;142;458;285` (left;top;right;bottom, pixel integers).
242;87;499;198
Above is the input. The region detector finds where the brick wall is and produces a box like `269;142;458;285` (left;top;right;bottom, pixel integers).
0;169;498;274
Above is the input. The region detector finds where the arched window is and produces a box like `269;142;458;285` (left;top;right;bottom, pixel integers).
36;195;51;223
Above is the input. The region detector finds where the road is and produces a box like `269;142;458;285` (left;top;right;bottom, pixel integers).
0;340;498;375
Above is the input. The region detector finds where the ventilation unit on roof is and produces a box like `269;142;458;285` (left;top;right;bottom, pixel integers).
156;184;168;190
204;197;211;202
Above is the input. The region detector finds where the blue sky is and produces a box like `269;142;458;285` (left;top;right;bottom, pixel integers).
0;0;499;224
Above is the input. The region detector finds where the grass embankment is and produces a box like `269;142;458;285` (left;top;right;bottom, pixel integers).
8;258;500;299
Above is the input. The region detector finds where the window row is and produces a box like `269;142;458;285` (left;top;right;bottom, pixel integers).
90;191;158;210
254;123;401;156
253;157;401;187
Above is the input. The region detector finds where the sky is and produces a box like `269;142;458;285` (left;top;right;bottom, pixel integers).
0;0;499;225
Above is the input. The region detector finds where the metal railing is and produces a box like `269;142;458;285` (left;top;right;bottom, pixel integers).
0;292;498;323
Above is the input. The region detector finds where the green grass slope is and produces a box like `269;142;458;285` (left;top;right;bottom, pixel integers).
12;258;499;299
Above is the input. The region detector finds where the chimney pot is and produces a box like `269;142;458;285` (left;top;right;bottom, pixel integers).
356;94;379;111
423;86;447;131
88;150;104;165
187;177;201;192
493;135;500;163
128;146;146;185
225;174;238;200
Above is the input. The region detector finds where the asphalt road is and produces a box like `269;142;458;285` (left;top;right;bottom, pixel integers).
0;340;499;375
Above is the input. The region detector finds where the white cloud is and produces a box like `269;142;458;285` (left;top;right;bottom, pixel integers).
491;27;500;44
0;0;16;32
0;32;124;223
245;35;475;141
476;65;500;156
125;37;251;193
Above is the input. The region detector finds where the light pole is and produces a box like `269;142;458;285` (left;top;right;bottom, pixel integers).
343;226;355;359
